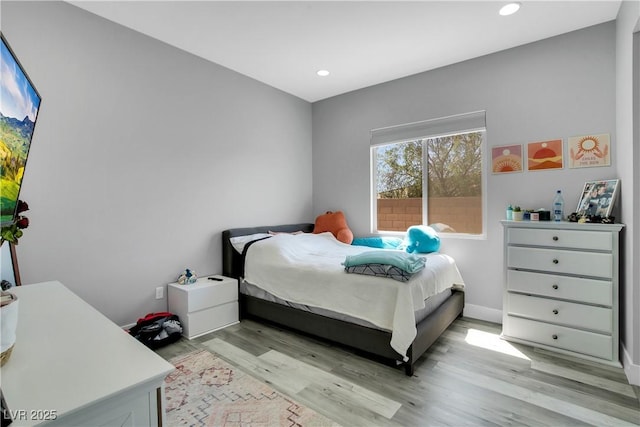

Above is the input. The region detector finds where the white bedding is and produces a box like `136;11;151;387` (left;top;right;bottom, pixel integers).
243;232;465;360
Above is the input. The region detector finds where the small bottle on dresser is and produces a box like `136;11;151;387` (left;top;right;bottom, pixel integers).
553;190;564;221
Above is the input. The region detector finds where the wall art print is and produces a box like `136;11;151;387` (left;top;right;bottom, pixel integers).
491;144;523;174
527;139;563;171
568;134;610;169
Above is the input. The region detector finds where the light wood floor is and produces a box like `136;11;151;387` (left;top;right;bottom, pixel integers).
156;317;640;426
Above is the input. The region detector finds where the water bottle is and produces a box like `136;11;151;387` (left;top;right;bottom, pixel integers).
553;190;564;221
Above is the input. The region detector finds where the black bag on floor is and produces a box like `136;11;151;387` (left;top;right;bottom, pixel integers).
128;312;183;349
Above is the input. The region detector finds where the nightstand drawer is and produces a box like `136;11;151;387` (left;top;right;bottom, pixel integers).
184;302;239;338
507;246;612;278
504;316;613;360
507;293;612;333
506;270;612;306
507;228;612;251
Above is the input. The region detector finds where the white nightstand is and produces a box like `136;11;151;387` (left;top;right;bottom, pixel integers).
168;275;239;339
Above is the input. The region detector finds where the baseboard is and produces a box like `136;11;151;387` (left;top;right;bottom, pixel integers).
463;304;502;324
622;342;640;386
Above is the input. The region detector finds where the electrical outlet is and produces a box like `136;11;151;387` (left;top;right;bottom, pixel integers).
155;286;164;299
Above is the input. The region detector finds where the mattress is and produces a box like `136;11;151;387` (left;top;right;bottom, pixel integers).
240;280;453;332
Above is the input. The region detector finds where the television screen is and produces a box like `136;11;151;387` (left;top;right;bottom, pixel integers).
0;32;41;227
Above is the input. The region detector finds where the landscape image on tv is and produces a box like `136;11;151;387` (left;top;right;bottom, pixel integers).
0;32;41;226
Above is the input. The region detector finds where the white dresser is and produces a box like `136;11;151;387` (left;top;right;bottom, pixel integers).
0;281;174;426
501;220;624;365
168;276;238;339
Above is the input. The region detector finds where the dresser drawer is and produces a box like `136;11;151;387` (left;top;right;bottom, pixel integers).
506;270;612;306
507;246;612;278
503;316;613;360
507;293;612;333
507;228;612;251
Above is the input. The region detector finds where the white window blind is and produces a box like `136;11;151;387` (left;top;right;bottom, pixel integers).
370;110;486;146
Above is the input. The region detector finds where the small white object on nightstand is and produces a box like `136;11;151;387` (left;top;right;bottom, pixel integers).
168;275;238;339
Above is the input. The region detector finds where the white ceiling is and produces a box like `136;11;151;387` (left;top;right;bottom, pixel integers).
68;1;622;102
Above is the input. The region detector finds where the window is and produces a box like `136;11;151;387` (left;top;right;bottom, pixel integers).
371;111;486;236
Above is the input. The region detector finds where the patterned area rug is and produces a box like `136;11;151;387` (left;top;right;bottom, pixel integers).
165;349;338;426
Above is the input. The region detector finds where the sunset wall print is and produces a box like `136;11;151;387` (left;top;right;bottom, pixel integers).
527;139;563;171
492;144;523;174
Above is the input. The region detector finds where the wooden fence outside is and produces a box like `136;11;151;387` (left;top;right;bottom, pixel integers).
376;197;482;233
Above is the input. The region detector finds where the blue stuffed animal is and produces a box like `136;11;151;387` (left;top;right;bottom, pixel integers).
405;225;440;253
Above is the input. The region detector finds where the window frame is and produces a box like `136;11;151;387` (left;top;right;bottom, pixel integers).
370;126;487;239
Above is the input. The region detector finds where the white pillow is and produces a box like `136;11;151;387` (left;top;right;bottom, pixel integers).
229;233;271;254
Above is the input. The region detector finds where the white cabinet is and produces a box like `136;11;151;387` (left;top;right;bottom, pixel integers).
168;276;238;339
0;281;174;426
501;220;624;365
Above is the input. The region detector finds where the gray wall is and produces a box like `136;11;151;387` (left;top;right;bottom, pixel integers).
312;23;617;322
615;0;640;383
2;1;313;326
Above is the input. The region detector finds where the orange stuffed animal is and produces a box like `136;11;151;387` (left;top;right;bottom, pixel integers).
312;211;354;244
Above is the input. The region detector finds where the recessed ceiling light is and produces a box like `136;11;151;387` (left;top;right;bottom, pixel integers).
317;70;330;77
499;2;521;16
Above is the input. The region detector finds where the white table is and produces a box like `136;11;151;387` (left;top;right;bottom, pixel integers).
0;281;174;426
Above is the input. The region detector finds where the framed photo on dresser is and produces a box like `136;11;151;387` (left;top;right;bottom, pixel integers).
576;179;620;218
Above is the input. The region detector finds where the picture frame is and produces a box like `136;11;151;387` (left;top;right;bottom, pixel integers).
568;134;611;169
527;139;564;171
576;179;620;219
491;144;523;174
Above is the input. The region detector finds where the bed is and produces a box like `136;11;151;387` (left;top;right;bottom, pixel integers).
222;223;465;376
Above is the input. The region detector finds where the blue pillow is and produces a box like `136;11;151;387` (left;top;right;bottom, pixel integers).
351;236;403;249
405;225;440;253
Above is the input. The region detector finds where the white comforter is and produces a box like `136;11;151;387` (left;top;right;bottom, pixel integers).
243;232;465;359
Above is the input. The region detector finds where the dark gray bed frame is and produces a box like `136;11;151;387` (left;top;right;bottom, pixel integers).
222;223;464;376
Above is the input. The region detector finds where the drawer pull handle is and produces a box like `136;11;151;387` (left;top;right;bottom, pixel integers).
552;334;558;340
552;284;559;290
553;309;559;315
552;259;559;264
552;236;559;241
